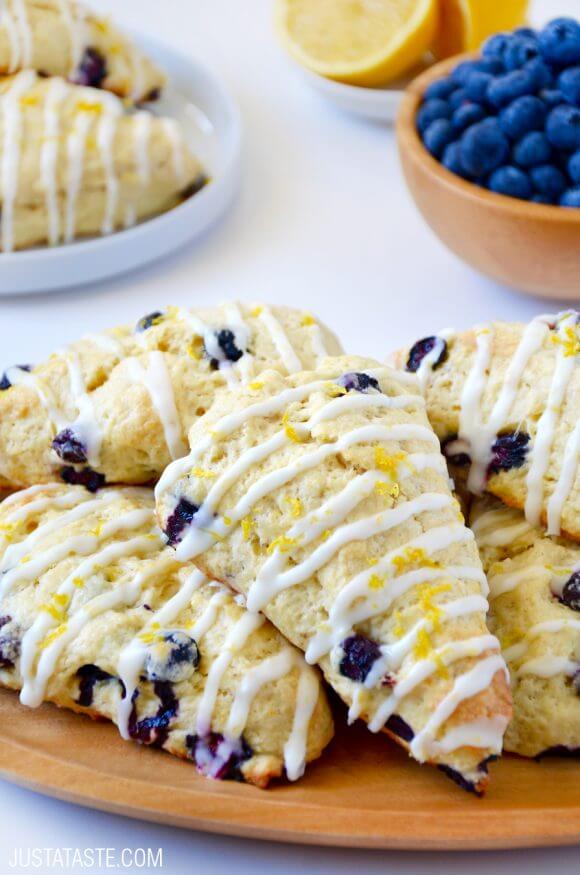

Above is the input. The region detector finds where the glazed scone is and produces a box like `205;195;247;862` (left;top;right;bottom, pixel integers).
0;484;333;786
394;311;580;542
0;71;204;252
156;356;512;794
471;496;580;758
0;0;165;101
0;303;343;489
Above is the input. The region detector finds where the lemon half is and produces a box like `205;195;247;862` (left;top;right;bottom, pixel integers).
434;0;530;58
277;0;439;87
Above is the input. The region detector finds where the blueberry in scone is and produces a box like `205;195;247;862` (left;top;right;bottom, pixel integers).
0;0;165;102
471;496;580;758
0;72;205;252
0;303;343;490
0;485;334;786
155;355;512;794
393;311;579;542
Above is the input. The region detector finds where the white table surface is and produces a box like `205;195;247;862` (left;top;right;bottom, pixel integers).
0;0;578;871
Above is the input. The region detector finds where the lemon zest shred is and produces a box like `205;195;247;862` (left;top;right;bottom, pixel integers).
241;517;254;540
368;573;385;591
267;535;299;555
301;312;316;327
191;467;217;479
285;496;303;518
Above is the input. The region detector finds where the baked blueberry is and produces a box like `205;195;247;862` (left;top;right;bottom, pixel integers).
180;174;208;199
539;18;580;66
186;732;253;781
52;428;88;464
460;119;510;177
385;714;414;742
208;329;244;367
0;616;19;670
339;634;381;683
489;166;532;199
76;664;115;708
144;631;200;683
136;311;164;332
441;435;472;467
164;498;199;546
128;681;178;746
73;47;107;88
488;431;530;474
60;466;105;493
559;572;580;611
0;364;32;391
406;336;448;373
336;372;381;393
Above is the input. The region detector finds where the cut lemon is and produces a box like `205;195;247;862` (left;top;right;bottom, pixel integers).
434;0;530;59
277;0;439;87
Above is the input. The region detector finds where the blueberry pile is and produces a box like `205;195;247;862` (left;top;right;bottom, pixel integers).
417;19;580;206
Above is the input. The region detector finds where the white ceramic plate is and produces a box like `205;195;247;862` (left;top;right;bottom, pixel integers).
0;36;242;296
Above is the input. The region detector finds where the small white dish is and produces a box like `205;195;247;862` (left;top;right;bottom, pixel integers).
0;35;242;296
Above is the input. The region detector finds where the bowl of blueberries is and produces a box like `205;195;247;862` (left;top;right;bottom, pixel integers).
396;17;580;301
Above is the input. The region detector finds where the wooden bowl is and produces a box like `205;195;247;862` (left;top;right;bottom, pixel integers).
396;55;580;302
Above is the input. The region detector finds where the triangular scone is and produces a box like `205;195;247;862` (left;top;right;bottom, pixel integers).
0;0;165;101
0;303;343;489
0;71;203;251
471;496;580;759
155;356;512;794
0;485;333;786
393;311;580;542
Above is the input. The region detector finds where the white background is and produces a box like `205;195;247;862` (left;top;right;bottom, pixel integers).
0;0;579;871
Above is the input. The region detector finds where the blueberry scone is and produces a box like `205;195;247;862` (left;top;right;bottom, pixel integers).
394;311;579;542
0;484;333;786
0;303;342;489
0;71;204;252
156;356;512;793
0;0;165;101
471;496;580;759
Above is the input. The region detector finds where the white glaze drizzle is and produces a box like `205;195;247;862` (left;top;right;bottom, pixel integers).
41;77;68;245
11;0;31;67
133;110;152;184
547;420;580;536
126;353;187;460
60;348;103;466
96;93;122;235
257;306;303;374
57;0;87;74
1;69;36;252
64;101;92;243
1;2;21;72
161;117;187;186
414;329;453;392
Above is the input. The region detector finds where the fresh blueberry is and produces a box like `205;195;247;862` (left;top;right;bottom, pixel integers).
72;47;107;88
514;28;538;41
482;33;511;61
423;119;454;158
144;631;200;683
489;166;532;199
541;88;565;108
499;95;546;140
406;336;448;372
523;58;553;90
0;616;19;670
164;498;199;547
441;435;471;467
424;78;456;100
460;119;510;177
539;18;580;66
52;428;88;464
503;36;540;71
449;88;469;111
339;634;381;683
136;311;164;332
559;571;580;611
452;58;503;85
208;329;244;367
512;131;552;167
568;150;580;183
487;69;539;109
465;72;493;103
451;102;486;134
0;364;32;391
488;431;530;475
186;732;253;782
530;164;567;199
559;67;580;107
417;98;452;135
442;142;469;178
546;104;580;150
560;187;580;207
336;372;381;393
531;193;555;204
128;681;178;747
76;664;115;708
60;466;105;493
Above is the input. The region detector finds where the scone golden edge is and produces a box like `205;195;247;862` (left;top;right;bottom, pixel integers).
0;485;334;787
0;303;343;489
395;310;580;543
155;355;512;794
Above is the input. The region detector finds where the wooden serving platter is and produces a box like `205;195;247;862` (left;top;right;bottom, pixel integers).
0;687;579;850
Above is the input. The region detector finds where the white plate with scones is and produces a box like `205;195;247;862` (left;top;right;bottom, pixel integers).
0;16;241;295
